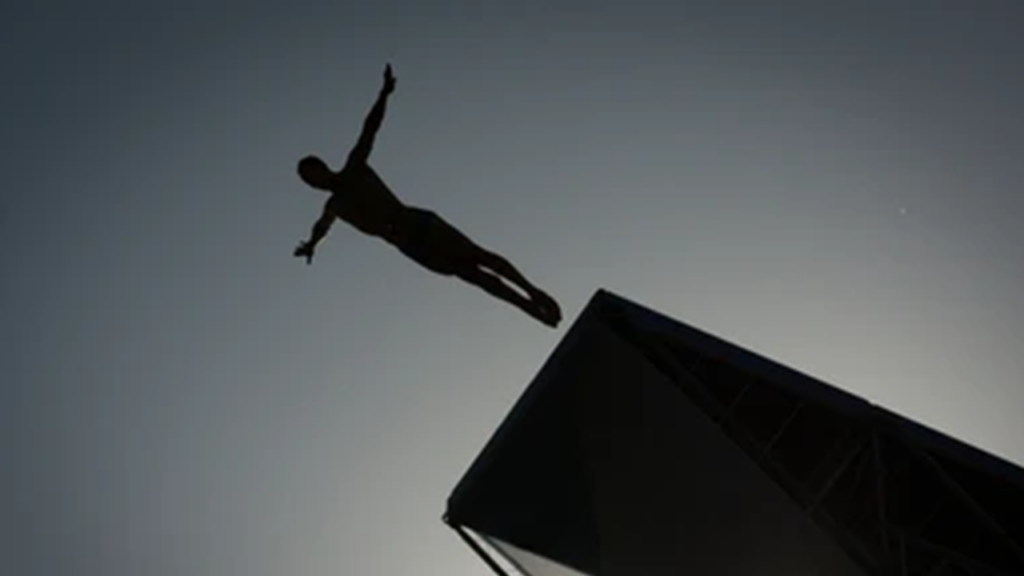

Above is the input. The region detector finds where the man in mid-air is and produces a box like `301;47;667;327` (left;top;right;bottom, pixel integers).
294;64;562;327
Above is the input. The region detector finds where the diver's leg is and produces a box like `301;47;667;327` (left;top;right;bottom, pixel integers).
475;249;534;292
475;249;561;324
413;212;560;326
456;266;557;327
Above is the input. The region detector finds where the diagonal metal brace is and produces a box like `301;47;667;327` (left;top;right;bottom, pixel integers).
909;445;1024;567
446;517;517;576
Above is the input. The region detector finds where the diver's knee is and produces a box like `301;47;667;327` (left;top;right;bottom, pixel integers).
476;249;506;270
458;266;497;288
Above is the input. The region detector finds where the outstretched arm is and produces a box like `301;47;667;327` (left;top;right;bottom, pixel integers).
345;64;396;167
294;206;335;264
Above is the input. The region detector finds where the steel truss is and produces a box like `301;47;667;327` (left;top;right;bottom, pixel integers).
605;307;1024;576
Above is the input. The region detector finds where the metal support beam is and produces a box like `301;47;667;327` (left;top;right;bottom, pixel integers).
807;439;867;513
725;381;750;413
897;530;1021;576
611;319;1024;576
629;331;886;568
873;431;891;553
757;401;805;464
911;447;1024;566
923;557;950;576
446;519;516;576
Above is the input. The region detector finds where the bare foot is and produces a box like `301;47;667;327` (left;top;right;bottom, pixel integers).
522;296;559;328
529;290;562;326
535;306;560;328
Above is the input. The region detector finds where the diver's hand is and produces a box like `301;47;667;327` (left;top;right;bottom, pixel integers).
383;63;396;94
294;241;315;264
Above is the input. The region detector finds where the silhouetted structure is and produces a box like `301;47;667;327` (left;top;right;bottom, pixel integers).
294;64;561;327
445;289;1024;576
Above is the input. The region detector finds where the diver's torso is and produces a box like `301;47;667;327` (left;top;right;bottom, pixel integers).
327;163;407;239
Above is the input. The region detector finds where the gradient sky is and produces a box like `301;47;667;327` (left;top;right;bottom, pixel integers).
4;1;1023;575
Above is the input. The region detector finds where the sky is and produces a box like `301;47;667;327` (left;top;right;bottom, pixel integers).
3;1;1023;575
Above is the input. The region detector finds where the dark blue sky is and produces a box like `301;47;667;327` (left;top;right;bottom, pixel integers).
4;2;1023;575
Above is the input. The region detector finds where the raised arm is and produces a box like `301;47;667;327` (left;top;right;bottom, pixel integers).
346;64;397;167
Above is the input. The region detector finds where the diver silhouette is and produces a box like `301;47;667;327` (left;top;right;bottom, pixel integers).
294;64;562;328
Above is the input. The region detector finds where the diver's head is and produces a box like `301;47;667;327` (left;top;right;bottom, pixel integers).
297;155;333;190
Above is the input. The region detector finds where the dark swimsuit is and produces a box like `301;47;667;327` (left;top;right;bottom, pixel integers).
394;208;461;275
